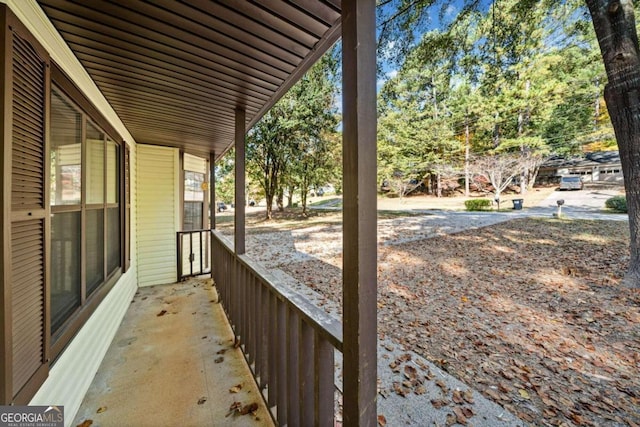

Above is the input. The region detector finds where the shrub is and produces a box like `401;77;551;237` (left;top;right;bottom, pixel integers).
464;199;492;211
605;195;627;213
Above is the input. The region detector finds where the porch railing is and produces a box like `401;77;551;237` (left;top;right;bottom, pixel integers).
211;230;343;426
176;229;211;281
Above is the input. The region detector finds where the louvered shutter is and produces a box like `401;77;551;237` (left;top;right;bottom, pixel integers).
10;30;48;403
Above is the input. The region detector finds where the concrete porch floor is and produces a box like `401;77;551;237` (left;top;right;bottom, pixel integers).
73;278;274;427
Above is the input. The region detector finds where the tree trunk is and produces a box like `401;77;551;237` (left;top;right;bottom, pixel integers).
586;0;640;287
266;193;274;220
287;185;294;208
465;119;470;197
276;189;284;212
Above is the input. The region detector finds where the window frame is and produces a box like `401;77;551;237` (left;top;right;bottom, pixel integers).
49;64;128;361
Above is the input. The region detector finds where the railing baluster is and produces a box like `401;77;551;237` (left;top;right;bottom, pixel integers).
238;265;245;346
300;320;314;425
287;309;300;425
246;275;255;365
254;274;263;380
315;335;335;427
260;285;270;389
277;298;288;426
268;291;277;408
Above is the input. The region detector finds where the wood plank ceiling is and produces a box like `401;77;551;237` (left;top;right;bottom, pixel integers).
36;0;342;160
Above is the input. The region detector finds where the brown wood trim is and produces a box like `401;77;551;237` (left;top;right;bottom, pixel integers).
2;5;52;405
210;152;215;230
0;2;10;405
51;62;122;144
234;108;245;255
50;268;122;361
122;143;130;272
179;151;184;229
10;210;46;222
11;362;48;405
43;43;52;371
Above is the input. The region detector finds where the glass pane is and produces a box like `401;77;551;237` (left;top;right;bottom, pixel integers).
50;90;82;205
86;209;104;295
86;123;104;204
184;201;203;231
51;211;81;333
106;139;119;204
184;171;205;202
107;207;120;273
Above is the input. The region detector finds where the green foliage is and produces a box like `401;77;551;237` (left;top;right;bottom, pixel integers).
247;50;340;218
214;149;235;204
605;195;628;213
376;0;617;194
464;199;492;211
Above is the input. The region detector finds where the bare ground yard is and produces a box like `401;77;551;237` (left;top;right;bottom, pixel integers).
221;213;639;426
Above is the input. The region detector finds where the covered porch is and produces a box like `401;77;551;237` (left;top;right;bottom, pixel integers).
72;277;275;426
0;1;377;426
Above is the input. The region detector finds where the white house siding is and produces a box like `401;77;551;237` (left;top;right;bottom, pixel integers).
137;145;180;286
5;2;139;425
184;152;207;174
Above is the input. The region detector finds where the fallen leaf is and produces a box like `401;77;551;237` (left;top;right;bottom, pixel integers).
229;384;242;393
377;414;387;426
240;402;259;415
77;420;93;427
519;389;530;399
197;397;207;405
96;407;107;414
392;382;409;397
461;406;474;418
214;356;224;363
452;406;468;425
431;399;449;409
452;389;464;404
226;401;242;417
156;310;167;317
436;379;449;394
445;413;457;426
404;365;418;381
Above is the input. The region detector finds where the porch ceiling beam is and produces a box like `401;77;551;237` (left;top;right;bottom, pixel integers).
341;0;378;425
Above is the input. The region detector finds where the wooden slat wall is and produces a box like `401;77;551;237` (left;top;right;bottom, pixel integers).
9;29;48;402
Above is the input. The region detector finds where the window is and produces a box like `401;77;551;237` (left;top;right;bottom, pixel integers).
49;86;124;339
50;89;82;333
184;170;205;231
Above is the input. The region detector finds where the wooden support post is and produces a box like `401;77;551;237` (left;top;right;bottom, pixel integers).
210;151;216;230
234;108;246;255
341;0;377;425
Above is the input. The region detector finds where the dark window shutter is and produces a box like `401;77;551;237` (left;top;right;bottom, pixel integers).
12;33;45;210
10;30;48;402
11;219;45;397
